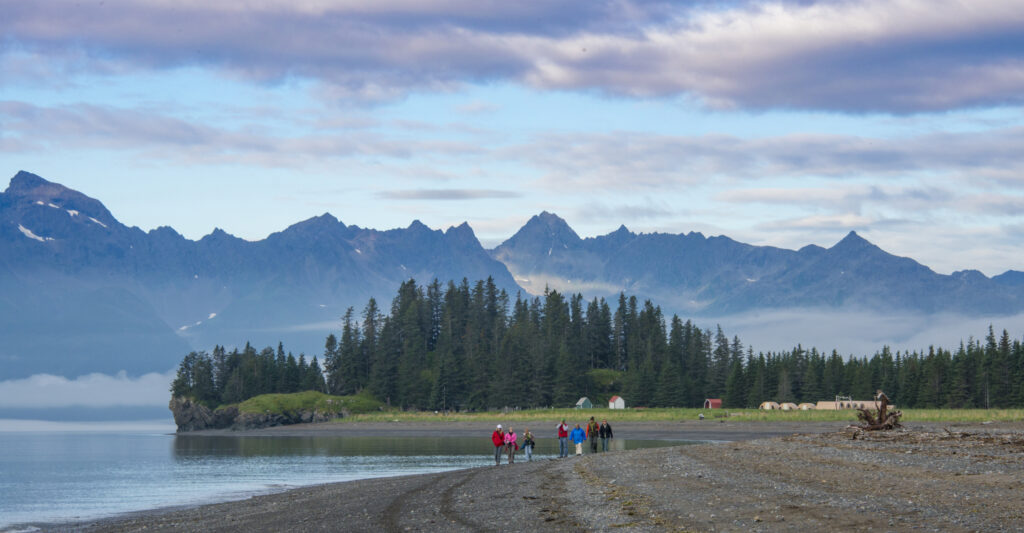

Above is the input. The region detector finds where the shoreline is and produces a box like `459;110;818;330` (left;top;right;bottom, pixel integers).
26;420;1024;532
179;418;847;442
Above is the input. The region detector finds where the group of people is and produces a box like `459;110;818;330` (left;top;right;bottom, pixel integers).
557;417;613;457
490;425;536;465
492;416;613;464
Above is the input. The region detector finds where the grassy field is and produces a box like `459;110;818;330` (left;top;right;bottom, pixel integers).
237;390;384;415
340;407;1024;424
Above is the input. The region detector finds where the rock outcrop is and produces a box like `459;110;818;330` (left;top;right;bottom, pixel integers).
169;396;343;432
233;409;337;430
169;396;216;432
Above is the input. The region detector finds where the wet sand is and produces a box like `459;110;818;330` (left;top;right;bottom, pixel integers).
31;420;1024;532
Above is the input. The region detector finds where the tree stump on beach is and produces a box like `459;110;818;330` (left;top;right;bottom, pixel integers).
854;390;902;430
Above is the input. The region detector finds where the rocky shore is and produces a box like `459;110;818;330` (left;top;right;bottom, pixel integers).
168;396;340;432
42;421;1024;532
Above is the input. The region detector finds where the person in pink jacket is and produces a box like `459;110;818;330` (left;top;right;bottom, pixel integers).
503;427;519;464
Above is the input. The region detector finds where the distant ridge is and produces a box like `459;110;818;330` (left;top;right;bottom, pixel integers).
491;212;1024;315
0;171;518;379
2;171;1023;379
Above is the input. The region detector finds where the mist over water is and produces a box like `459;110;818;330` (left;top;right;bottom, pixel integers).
709;310;1024;356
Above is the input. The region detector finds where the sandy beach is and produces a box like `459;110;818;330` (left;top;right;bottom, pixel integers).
34;420;1024;532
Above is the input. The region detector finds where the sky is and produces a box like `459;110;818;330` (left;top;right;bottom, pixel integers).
3;0;1024;279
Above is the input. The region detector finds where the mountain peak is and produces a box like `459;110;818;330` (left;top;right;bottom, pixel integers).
408;219;432;232
287;213;340;231
524;211;581;242
7;170;52;193
831;230;875;251
444;221;480;245
4;171;118;226
535;210;566;224
7;170;71;199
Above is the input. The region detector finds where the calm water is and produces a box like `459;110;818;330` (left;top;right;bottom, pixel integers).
0;420;682;530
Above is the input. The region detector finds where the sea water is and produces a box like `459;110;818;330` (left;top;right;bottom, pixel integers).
0;420;681;530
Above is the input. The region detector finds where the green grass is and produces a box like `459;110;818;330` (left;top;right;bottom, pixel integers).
229;391;1024;424
340;406;1024;424
236;390;384;416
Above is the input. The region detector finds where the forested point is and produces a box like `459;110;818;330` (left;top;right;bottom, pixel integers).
171;278;1024;412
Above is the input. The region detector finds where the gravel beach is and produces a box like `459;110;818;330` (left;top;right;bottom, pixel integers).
35;420;1024;532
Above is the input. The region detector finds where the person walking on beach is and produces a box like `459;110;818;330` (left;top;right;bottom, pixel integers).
586;416;600;453
557;419;570;458
599;419;613;452
570;423;586;456
504;426;518;464
522;428;535;461
491;424;505;465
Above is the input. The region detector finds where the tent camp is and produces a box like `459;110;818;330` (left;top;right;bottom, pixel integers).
759;401;780;410
798;403;816;410
780;402;799;411
703;399;722;409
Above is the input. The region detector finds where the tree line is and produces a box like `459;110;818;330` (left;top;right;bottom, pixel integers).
172;277;1024;410
171;343;327;408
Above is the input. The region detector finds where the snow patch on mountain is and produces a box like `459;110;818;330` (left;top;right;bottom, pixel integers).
18;224;54;242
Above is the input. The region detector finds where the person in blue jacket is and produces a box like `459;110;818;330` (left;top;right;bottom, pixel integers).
570;423;587;456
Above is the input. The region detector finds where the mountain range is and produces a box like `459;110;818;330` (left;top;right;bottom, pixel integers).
2;171;1022;380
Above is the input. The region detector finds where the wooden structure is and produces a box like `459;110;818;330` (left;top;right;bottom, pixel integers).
608;395;625;409
575;397;593;409
816;400;896;410
703;398;722;409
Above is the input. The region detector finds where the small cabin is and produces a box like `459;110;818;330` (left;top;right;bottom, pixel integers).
575;397;593;409
759;401;780;410
609;395;625;409
703;398;722;409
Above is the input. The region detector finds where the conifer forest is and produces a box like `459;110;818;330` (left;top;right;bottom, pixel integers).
173;278;1024;411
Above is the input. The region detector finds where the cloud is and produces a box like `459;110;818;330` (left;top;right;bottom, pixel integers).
0;371;174;408
378;188;522;200
572;198;678;224
0;100;484;166
513;128;1024;192
719;185;956;214
4;0;1024;112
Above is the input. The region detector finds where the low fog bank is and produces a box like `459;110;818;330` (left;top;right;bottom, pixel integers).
0;370;174;408
710;310;1024;357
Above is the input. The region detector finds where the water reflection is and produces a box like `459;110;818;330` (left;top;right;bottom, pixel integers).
173;435;687;459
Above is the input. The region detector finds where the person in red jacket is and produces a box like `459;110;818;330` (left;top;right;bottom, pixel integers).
556;419;570;458
491;424;505;465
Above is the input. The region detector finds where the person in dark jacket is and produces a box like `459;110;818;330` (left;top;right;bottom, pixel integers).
599;419;613;452
522;428;536;461
586;416;600;453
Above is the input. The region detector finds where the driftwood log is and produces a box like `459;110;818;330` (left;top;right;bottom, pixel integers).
855;390;902;430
